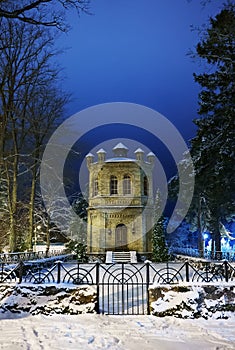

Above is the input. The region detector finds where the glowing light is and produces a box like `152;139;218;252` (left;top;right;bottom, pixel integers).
221;237;226;245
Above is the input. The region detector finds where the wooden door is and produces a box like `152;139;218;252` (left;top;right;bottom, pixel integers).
115;224;127;251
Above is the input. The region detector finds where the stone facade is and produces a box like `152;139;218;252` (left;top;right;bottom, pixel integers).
86;143;155;254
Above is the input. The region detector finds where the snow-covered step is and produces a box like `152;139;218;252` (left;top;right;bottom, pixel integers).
105;251;113;264
112;251;137;263
113;253;131;263
130;251;137;263
105;251;137;263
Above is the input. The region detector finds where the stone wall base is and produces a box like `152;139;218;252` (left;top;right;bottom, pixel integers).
149;284;235;318
0;284;97;316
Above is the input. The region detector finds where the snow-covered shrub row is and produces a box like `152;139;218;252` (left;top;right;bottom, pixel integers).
0;284;97;316
150;284;235;319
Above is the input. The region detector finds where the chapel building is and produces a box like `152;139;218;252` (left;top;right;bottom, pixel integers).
86;143;155;255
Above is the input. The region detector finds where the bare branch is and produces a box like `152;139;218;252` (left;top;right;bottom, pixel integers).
0;0;90;30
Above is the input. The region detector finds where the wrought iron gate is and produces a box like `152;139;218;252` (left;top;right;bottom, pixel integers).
98;263;149;315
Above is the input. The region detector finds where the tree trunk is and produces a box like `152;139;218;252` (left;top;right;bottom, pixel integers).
7;158;18;252
197;197;204;257
214;219;221;259
210;206;221;259
28;174;36;250
28;153;39;250
211;235;215;258
45;217;50;257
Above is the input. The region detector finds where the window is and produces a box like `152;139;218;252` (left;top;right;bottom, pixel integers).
110;175;118;195
93;178;98;196
143;176;148;196
123;175;131;195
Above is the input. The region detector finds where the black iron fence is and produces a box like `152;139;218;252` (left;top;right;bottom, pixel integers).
171;247;235;262
0;260;235;315
0;250;68;264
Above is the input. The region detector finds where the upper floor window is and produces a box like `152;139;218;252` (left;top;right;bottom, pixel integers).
93;178;98;196
123;175;131;195
110;175;118;195
143;176;148;196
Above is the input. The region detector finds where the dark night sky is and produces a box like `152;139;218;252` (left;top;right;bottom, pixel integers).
56;0;222;141
55;0;223;202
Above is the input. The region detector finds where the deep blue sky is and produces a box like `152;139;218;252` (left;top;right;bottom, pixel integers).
54;0;224;216
57;0;223;143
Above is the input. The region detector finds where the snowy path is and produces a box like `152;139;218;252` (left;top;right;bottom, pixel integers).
0;314;234;350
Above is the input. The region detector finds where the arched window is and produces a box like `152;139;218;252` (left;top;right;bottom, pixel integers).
93;178;98;196
110;175;118;195
123;175;131;195
143;176;148;196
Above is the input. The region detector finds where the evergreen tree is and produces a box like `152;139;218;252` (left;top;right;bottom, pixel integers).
69;192;88;244
72;192;88;221
169;167;209;258
152;215;169;262
65;240;88;262
152;191;169;262
191;3;235;255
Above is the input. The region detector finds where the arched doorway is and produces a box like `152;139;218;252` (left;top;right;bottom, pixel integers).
115;224;128;251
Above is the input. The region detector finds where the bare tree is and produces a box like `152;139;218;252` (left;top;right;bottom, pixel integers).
0;19;68;251
0;0;90;30
26;86;69;250
34;186;78;255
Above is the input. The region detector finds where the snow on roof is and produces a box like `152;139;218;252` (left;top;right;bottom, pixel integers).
97;148;106;154
113;142;129;150
105;157;136;163
134;148;144;153
86;153;94;157
147;152;155;157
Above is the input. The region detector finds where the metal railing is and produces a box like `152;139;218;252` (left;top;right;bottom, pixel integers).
0;250;67;264
1;260;235;315
171;247;235;262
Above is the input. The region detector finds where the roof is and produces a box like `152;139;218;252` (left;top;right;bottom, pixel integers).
147;152;155;157
112;142;129;150
97;148;106;154
105;157;136;163
86;152;94;158
134;148;144;153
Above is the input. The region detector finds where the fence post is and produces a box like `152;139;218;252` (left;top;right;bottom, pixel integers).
57;261;61;284
0;263;3;281
224;260;229;282
121;263;125;314
96;262;100;314
185;262;190;282
146;262;150;315
18;261;24;284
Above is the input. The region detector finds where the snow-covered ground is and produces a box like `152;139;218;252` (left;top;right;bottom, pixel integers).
0;314;235;350
1;262;235;349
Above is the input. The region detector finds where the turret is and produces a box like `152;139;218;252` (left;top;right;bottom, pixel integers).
134;148;144;162
86;152;94;168
147;152;155;165
112;143;128;157
97;148;106;163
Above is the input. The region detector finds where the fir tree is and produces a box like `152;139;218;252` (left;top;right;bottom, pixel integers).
167;4;235;258
191;2;235;255
152;191;169;262
152;215;169;262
